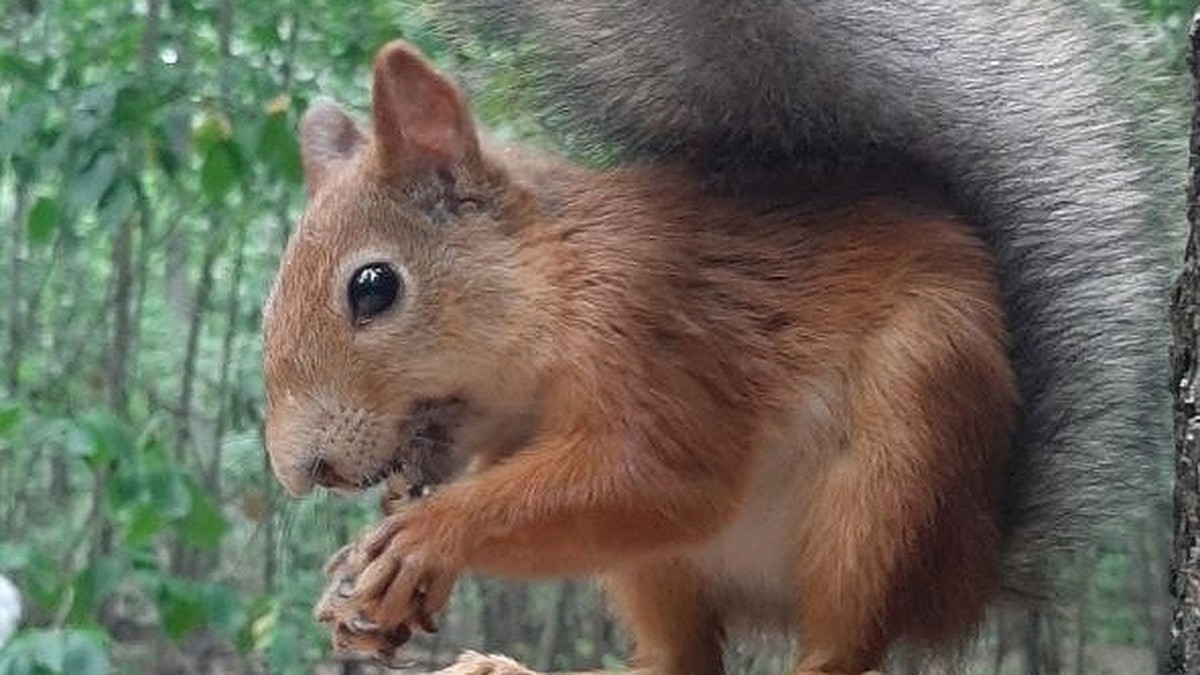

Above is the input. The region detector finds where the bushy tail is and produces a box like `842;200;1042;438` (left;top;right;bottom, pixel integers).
440;0;1174;591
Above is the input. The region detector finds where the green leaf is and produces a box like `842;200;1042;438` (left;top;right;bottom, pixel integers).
248;600;278;654
200;140;243;202
0;402;21;437
264;621;305;674
195;583;248;641
120;502;166;547
147;580;249;647
257;106;303;184
0;99;43;158
66;557;124;625
176;478;229;550
250;23;283;48
103;470;141;515
0;542;34;571
112;83;154;132
26;196;60;245
71;87;117;140
37;128;70;179
69;411;132;469
0;54;45;83
0;544;61;613
154;109;192;179
145;470;190;521
192;114;230;154
125;546;158;576
69;152;116;212
1;629;111;675
60;631;109;675
30;631;67;673
96;180;136;230
156;581;206;641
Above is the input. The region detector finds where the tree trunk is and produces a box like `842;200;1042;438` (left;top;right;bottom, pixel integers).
1020;608;1062;675
535;582;573;671
1167;12;1200;675
107;210;134;419
6;179;28;396
209;220;246;490
1073;550;1095;675
173;222;218;471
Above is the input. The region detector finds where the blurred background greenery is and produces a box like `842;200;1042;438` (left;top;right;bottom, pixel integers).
0;1;1194;673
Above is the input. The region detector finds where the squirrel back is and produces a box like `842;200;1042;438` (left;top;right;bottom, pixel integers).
441;0;1170;591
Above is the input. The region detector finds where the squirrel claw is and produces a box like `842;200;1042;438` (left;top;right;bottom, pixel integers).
347;615;380;634
323;544;355;575
316;519;452;663
331;616;412;657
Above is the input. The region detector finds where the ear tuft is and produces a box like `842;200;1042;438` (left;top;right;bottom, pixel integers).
370;40;480;179
300;98;365;195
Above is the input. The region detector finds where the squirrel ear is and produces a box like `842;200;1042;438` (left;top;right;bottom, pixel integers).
300;98;366;195
370;40;480;179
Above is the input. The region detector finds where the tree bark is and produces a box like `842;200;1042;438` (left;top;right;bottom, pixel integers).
1167;12;1200;675
209;220;246;489
107;206;134;419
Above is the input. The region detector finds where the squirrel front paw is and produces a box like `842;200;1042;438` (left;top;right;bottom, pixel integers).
314;543;413;662
315;511;462;662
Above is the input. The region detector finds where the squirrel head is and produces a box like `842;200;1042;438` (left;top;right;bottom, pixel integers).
262;41;543;496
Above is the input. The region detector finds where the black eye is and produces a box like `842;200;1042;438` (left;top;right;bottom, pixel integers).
348;263;402;325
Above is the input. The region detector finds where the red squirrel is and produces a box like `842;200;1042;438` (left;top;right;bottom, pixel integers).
262;2;1165;671
265;42;1017;674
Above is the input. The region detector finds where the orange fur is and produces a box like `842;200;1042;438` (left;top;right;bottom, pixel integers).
263;42;1017;675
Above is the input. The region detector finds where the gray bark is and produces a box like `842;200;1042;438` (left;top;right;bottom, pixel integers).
1167;13;1200;675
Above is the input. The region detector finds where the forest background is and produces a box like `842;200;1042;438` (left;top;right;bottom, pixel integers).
0;1;1195;673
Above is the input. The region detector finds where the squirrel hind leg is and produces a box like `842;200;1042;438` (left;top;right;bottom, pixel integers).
791;264;1015;672
437;560;725;675
603;558;726;675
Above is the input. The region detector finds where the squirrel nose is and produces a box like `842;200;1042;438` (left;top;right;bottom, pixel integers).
263;437;318;496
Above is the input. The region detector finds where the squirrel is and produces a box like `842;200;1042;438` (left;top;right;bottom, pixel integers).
260;1;1167;673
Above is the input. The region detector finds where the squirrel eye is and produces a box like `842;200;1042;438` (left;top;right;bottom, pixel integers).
348;263;402;325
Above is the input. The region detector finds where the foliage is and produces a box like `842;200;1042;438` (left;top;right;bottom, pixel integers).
0;1;1188;673
0;628;109;675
